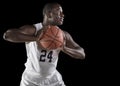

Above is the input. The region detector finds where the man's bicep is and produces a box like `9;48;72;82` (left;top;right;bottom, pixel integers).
65;31;80;49
19;25;36;35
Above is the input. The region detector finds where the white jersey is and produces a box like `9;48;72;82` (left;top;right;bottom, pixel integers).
24;23;61;79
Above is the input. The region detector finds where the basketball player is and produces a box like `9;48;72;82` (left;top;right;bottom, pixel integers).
3;2;85;86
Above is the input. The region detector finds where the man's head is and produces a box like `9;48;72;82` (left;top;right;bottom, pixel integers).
43;2;64;25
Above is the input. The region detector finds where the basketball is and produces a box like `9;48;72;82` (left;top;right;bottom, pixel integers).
38;25;64;50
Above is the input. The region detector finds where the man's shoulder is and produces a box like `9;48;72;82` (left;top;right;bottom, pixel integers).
62;30;70;35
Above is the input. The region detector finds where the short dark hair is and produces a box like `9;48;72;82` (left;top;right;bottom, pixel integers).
42;2;60;16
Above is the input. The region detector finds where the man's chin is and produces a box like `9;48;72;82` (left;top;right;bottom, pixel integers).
58;22;63;25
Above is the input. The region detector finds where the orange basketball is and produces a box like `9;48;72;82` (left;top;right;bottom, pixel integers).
38;25;64;50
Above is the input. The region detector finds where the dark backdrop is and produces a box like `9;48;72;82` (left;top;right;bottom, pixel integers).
0;0;104;86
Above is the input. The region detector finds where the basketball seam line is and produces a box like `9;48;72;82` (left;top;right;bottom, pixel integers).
48;28;63;49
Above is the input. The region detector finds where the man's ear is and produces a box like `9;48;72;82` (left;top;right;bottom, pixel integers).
47;12;52;18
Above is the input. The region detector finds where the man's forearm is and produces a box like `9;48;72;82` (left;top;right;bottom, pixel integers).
62;46;85;59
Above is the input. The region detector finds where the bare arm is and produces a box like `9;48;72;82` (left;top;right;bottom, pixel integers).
3;25;37;43
61;31;85;59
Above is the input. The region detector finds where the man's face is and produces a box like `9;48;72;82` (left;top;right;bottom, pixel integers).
50;5;64;25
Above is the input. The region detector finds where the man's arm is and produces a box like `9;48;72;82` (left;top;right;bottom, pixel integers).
3;25;37;43
61;31;85;59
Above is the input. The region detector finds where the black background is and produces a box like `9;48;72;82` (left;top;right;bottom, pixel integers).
0;0;115;86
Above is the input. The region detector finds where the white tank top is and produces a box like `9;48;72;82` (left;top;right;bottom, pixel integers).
24;23;60;78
